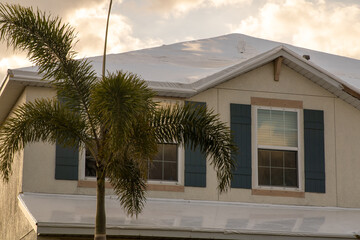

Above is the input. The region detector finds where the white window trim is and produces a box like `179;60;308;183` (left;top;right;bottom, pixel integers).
79;99;186;184
147;144;184;186
78;147;96;181
252;105;304;192
78;144;185;185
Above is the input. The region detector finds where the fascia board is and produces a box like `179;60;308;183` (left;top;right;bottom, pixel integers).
35;222;354;240
9;68;44;82
279;46;344;89
4;46;360;100
0;70;49;124
0;73;10;97
191;46;285;93
191;46;341;93
17;195;38;233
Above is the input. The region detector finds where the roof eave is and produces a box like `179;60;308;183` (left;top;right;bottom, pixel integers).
0;69;49;124
3;46;360;110
187;45;360;110
35;222;355;240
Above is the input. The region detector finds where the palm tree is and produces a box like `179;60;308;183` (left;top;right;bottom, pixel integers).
0;3;236;240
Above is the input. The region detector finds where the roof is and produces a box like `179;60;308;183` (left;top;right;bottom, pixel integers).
2;33;360;121
19;192;360;239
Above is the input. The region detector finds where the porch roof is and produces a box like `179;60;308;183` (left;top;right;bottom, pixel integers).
18;192;360;239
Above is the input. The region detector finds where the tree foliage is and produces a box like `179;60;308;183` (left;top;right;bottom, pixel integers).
0;3;237;239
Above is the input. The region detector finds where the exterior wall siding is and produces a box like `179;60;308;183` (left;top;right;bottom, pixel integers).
0;90;37;240
10;62;360;208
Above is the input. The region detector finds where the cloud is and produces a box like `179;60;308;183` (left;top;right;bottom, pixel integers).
0;55;31;82
230;0;360;58
0;0;162;76
5;0;102;16
148;0;252;18
67;2;163;57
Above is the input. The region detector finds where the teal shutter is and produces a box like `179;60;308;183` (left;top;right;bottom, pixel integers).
304;109;325;193
55;143;79;180
230;104;251;189
184;101;206;187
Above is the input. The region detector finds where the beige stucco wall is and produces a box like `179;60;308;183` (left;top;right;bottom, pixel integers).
0;90;37;240
213;63;338;207
21;86;110;196
149;62;341;207
9;61;360;208
334;99;360;207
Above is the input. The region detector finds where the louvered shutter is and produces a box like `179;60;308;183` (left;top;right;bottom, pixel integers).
230;104;252;189
304;109;325;193
55;143;79;180
184;101;206;187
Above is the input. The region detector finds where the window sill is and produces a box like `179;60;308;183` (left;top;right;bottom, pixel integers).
252;189;305;198
147;184;184;192
78;180;113;189
78;180;185;192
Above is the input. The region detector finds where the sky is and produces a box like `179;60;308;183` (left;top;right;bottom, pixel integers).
1;0;360;81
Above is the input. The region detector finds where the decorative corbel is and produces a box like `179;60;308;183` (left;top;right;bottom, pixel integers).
274;56;283;81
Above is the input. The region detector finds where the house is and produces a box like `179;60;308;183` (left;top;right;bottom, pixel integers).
1;33;360;239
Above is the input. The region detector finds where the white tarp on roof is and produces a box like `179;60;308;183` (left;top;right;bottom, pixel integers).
19;192;360;239
17;33;360;92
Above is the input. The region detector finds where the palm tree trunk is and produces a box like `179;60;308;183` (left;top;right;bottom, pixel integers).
95;0;112;238
95;172;106;240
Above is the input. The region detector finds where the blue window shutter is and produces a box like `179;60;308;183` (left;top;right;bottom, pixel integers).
184;101;206;187
304;109;325;193
230;104;251;189
55;143;79;180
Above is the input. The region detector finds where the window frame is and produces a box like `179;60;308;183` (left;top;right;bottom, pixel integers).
78;144;184;185
147;144;184;186
78;98;186;185
78;147;96;181
253;105;304;192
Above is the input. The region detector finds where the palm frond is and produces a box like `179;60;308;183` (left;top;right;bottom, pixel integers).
0;3;98;138
91;71;156;149
153;103;237;193
0;98;88;181
108;154;147;217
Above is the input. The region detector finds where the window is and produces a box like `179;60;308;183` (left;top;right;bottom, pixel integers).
256;107;299;188
148;143;178;182
85;148;96;177
79;143;182;183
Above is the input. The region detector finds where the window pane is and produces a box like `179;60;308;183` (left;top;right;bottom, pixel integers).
258;167;270;186
85;149;96;177
257;149;297;187
257;109;271;145
149;161;162;180
154;144;163;161
284;151;297;168
164;144;177;162
285;129;298;147
285;111;297;129
148;143;178;181
271;168;283;186
257;109;298;147
271;110;285;146
164;162;178;181
285;169;298;187
271;150;283;168
258;150;270;167
284;111;297;147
